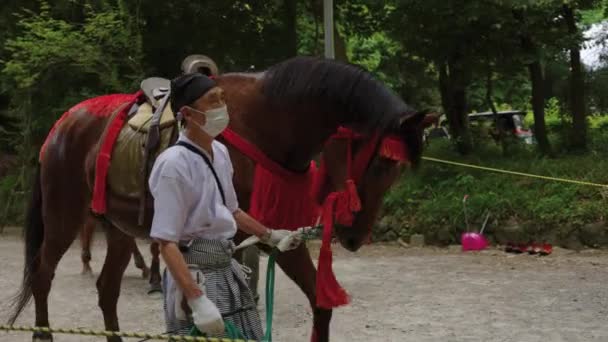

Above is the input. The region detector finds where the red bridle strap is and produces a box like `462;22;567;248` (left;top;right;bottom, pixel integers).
315;126;408;309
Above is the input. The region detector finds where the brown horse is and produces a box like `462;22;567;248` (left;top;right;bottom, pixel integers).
7;57;431;342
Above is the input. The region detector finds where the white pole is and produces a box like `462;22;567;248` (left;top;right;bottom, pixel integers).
323;0;335;59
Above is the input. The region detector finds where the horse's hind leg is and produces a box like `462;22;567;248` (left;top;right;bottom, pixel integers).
97;222;134;342
131;241;150;279
80;216;96;275
31;192;86;341
30;230;82;342
147;242;162;294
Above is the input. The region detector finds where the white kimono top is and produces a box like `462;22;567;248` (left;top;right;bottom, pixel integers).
149;134;239;242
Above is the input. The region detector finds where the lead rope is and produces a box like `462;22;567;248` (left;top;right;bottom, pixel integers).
263;250;277;342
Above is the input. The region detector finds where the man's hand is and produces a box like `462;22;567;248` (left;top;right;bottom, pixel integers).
188;295;224;335
260;229;303;252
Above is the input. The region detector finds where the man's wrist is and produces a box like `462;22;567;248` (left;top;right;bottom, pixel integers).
185;286;204;300
258;228;272;241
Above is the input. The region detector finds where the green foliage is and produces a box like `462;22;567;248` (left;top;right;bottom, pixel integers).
3;2;143;90
468;72;532;112
580;5;608;24
334;1;440;108
135;1;296;74
0;173;24;226
588;66;608;113
0;0;145;224
382;131;608;244
1;1;144;143
296;1;322;56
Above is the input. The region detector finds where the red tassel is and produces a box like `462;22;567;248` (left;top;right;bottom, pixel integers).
334;193;353;226
379;136;409;162
316;194;350;309
345;179;361;212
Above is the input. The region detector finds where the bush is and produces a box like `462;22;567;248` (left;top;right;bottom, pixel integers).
0;172;25;226
379;133;608;245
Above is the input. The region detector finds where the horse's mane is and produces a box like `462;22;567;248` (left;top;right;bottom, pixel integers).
260;56;423;164
260;56;416;134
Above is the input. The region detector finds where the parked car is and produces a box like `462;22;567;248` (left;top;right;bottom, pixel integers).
468;110;534;144
428;110;534;145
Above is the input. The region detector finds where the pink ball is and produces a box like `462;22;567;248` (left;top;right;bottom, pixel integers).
461;232;488;251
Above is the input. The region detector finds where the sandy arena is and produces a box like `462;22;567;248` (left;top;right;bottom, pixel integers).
1;227;608;342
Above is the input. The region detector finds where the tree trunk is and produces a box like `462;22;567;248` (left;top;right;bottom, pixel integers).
563;4;587;150
310;0;321;55
284;0;298;57
513;8;553;156
528;61;553;155
486;70;508;155
438;61;472;154
334;24;349;62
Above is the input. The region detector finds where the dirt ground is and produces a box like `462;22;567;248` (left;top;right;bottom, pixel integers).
1;227;608;342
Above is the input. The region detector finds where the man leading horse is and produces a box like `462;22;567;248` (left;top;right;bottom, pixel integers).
8;56;433;342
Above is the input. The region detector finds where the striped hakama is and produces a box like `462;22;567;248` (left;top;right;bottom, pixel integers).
162;239;264;340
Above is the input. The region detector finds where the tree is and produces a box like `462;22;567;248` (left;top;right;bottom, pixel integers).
1;0;145;221
561;0;601;150
131;1;298;76
511;3;557;155
386;0;517;154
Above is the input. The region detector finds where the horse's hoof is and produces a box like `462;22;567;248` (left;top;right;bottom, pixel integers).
141;267;150;279
148;283;162;294
33;331;53;342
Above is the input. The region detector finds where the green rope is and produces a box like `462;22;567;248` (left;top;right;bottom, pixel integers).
189;321;245;340
262;227;320;341
263;251;277;342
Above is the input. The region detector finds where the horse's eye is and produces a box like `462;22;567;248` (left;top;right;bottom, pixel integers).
370;158;393;176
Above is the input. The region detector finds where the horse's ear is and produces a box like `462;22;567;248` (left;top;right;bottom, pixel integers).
420;111;441;129
398;110;429;130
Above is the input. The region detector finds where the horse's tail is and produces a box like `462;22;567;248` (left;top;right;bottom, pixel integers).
7;164;44;325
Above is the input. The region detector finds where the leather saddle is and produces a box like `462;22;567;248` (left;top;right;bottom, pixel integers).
106;77;179;226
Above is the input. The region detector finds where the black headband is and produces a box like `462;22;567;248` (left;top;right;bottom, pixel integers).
170;73;216;114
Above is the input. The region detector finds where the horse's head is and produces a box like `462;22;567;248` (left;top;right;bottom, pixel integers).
313;111;436;251
231;56;441;251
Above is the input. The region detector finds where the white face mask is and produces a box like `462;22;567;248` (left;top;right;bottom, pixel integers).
187;105;229;137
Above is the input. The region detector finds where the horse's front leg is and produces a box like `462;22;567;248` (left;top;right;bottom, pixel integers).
274;244;332;342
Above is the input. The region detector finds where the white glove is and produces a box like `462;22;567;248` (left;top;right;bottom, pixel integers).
188;295;224;336
260;229;304;252
183;268;224;336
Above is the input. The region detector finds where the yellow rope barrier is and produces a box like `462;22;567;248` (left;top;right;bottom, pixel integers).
0;325;258;342
422;156;608;189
